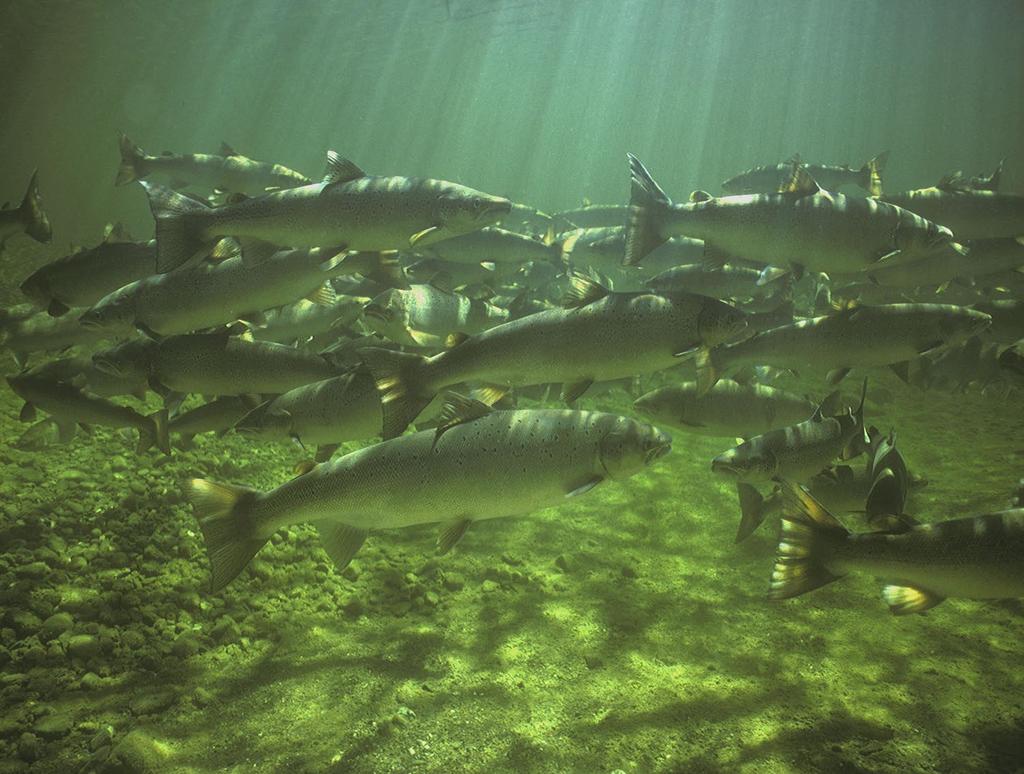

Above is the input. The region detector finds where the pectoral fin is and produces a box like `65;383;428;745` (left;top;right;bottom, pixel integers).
316;522;368;572
566;475;603;498
826;367;852;386
437;518;472;554
561;378;593;405
409;225;442;247
881;584;944;615
19;402;36;422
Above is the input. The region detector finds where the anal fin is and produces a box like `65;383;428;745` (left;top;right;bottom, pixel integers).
881;584;944;615
438;518;472;555
316;522;368;572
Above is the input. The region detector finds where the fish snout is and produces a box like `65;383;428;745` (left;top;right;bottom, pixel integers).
645;429;673;464
711;450;742;477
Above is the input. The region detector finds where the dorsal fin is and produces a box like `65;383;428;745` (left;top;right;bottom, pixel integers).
1;201;10;210
432;392;493;449
779;162;827;198
322;152;366;186
218;141;239;157
936;171;969;192
689;190;713;203
429;274;455;294
103;222;133;243
785;152;803;166
562;272;610;309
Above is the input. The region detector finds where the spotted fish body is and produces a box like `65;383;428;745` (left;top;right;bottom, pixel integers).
93;334;341;397
0;306;108;367
633;380;816;438
188;407;672;590
417;226;563;266
254;297;367;347
234;370;382;448
143;154;512;273
364;283;509;347
626;154;957;275
115;133;309;194
20;238;157;315
78;247;359;337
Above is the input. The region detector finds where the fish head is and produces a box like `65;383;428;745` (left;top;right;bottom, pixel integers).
91;339;153;381
18;272;51;309
940;308;992;345
78;287;138;333
697;298;749;346
598;416;672;479
711;444;776;480
234;401;289;439
434;185;512;233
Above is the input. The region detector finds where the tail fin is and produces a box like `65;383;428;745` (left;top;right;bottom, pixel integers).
624;154;673;266
862;150;888;197
115;132;147;186
19;171;52;244
695;346;724;396
767;484;849;600
357;347;436;439
735;482;766;542
559;229;581;267
188;478;267;592
141;181;213;272
136;408;171;455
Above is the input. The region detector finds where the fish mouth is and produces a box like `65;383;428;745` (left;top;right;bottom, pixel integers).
711;457;741;476
78;315;105;330
362;304;393;323
91;356;122;377
645;441;672;464
482;198;513;220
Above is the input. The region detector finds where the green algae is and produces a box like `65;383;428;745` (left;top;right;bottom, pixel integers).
0;359;1022;773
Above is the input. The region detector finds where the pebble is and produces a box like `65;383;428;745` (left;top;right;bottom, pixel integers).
129;689;177;716
17;732;41;762
67;634;101;661
40;612;73;641
33;713;72;739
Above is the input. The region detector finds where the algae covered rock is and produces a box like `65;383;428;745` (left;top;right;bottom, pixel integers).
106;730;174;773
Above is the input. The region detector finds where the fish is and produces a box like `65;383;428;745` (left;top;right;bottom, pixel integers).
973;299;1024;344
721;151;889;196
625;155;962;278
23;355;148;400
254;296;368;347
415;225;572;268
77;243;373;338
563;226;705;288
143;152;512;273
853;237;1024;289
362;282;510;347
770;483;1024;615
0;305;111;368
696;303;992;394
187;395;672;591
7;373;169;455
115;134;309;194
359;273;747;439
234;369;383;465
711;381;868;541
633;380;833;438
0;171;52;250
644;262;788;300
552;203;629;229
20;225;157;317
882;173;1024;240
169;396;264;448
403;256;503;290
92;333;344;397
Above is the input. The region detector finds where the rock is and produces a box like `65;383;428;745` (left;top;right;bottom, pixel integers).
15;561;48;580
343;597;365;617
129;690;176;716
17;732;41;762
554;554;570;572
89;725;114;751
7;610;41;635
210;616;240;644
33;713;73;739
108;730;173;773
67;634;101;661
170;631;202;659
481;580;499;593
40;612;73;641
442;573;464;592
620;565;638;579
423;591;440;607
80;672;106;690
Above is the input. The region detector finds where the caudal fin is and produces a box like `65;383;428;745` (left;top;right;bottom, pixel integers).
767;484;849;600
141;181;213;272
115;132;147;186
624;154;673;266
136;408;171;455
358;347;436;439
187;478;267;592
19;171;52;244
862;150;889;197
